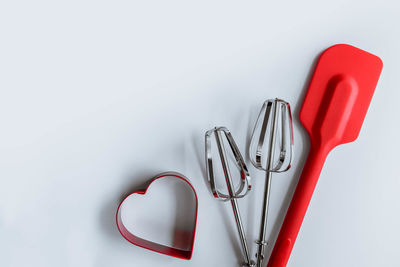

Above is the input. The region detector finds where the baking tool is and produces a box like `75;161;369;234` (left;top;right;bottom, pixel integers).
249;99;294;267
205;127;255;267
116;172;198;260
267;44;383;267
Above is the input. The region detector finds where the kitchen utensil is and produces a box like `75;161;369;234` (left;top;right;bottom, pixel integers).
205;126;255;267
267;44;383;267
249;99;294;267
116;172;198;260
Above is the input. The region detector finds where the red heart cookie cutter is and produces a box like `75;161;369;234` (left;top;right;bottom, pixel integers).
116;172;198;260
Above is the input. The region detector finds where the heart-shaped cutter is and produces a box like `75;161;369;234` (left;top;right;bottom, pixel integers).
116;172;198;260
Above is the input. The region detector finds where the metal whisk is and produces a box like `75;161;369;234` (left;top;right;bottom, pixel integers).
205;127;255;267
249;99;294;267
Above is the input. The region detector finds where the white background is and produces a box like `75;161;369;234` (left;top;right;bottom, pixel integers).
1;1;399;266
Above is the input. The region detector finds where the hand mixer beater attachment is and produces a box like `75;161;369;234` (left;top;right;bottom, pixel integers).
249;99;294;267
205;127;255;267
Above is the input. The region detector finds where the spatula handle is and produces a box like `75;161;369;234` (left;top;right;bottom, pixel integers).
267;145;328;267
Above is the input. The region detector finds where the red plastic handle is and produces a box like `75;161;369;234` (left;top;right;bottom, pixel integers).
267;145;328;267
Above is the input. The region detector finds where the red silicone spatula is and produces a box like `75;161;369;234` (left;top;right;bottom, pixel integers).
267;44;383;267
